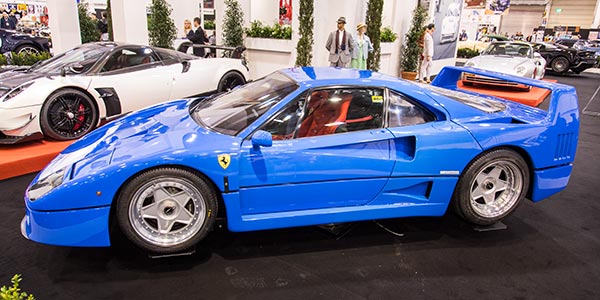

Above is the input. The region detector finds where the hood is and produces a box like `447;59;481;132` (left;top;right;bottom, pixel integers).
467;55;531;75
63;98;240;179
0;70;45;89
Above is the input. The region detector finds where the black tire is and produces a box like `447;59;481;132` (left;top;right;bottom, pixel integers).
116;168;218;254
452;149;529;226
40;88;98;141
217;71;245;93
14;44;41;55
550;56;569;73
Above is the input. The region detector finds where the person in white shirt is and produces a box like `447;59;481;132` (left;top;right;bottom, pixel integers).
420;23;435;83
325;17;354;68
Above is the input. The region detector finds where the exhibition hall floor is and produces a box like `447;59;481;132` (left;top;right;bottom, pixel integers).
1;73;599;299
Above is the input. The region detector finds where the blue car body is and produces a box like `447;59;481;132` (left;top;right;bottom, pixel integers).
21;66;579;247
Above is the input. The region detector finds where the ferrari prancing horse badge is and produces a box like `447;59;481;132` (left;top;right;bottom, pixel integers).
218;154;231;169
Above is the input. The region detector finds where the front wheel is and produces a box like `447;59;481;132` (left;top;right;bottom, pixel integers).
452;149;529;226
217;71;245;93
116;168;218;254
40;88;98;141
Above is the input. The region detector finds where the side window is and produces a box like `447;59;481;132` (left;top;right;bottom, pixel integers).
155;48;181;65
101;47;159;72
260;92;307;140
259;87;385;140
387;91;435;127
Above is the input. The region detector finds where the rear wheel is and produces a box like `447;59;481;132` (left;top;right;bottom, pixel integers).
116;168;218;254
550;56;569;73
452;149;529;226
40;89;98;141
217;71;245;93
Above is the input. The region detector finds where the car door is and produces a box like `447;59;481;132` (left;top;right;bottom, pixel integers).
237;87;396;215
152;47;218;100
89;46;173;116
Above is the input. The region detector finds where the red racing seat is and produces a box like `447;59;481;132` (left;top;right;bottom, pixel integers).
298;93;352;138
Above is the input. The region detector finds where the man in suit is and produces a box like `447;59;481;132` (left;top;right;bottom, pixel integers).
420;23;435;83
325;17;354;68
188;17;207;57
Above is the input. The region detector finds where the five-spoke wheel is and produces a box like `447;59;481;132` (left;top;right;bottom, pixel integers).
40;88;98;141
117;168;217;253
453;149;529;225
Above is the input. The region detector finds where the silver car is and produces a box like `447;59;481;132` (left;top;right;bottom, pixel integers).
463;41;546;90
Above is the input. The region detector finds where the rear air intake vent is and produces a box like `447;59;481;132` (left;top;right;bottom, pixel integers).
554;132;575;161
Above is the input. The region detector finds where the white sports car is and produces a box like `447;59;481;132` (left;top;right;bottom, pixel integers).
0;42;249;143
440;1;461;44
463;41;546;90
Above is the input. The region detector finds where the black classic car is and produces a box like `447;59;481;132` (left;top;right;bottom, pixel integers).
0;28;50;54
531;42;596;74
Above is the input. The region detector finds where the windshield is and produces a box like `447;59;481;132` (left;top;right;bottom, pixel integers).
483;43;532;57
28;44;112;74
192;72;298;136
418;83;506;113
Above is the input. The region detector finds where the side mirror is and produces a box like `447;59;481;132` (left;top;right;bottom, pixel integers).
251;130;272;148
533;52;542;58
69;63;85;74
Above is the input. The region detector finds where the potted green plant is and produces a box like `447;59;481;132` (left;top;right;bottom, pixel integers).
400;4;427;80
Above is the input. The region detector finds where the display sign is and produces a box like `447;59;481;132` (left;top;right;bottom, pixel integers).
203;0;214;9
465;0;486;8
279;0;292;25
485;0;510;15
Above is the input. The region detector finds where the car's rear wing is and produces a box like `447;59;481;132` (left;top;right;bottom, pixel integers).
430;66;579;125
176;42;247;59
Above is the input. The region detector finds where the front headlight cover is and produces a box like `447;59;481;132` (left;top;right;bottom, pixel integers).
27;167;68;201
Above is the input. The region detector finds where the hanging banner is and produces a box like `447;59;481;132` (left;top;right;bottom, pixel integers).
279;0;292;25
485;0;510;15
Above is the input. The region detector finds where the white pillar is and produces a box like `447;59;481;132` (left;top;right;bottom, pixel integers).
46;0;81;54
167;0;201;38
592;0;600;28
111;0;149;45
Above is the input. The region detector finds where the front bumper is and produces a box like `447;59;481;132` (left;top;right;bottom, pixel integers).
21;203;112;247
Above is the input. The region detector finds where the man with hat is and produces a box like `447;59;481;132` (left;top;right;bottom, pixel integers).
325;17;354;68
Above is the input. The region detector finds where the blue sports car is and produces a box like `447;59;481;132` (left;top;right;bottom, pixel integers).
21;66;579;254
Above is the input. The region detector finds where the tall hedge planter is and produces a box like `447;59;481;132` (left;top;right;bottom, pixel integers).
400;5;427;75
223;0;244;48
365;0;383;71
78;3;100;43
148;0;177;49
295;0;314;67
107;0;114;41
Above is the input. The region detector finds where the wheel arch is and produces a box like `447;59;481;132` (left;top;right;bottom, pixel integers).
41;86;102;133
462;145;535;200
108;164;227;239
14;41;42;52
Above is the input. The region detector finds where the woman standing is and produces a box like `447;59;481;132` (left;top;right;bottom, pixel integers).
183;19;193;37
351;22;373;70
